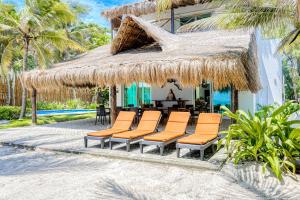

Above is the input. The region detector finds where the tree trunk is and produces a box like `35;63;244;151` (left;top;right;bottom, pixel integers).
110;85;117;125
6;74;11;105
19;38;29;119
297;0;300;22
288;57;299;100
12;73;16;106
72;88;77;99
31;89;37;124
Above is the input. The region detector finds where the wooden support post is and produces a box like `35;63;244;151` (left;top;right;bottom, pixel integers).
110;85;117;125
31;88;37;125
110;19;114;40
231;86;238;113
171;8;175;34
234;90;238;112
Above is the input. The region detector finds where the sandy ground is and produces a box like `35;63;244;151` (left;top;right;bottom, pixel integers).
0;145;265;200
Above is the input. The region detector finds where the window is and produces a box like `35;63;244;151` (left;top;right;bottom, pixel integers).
213;87;231;113
124;82;152;107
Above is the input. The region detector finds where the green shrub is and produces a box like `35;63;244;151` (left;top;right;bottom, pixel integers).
85;103;98;109
66;99;85;109
0;106;21;120
36;101;65;110
27;99;98;111
220;101;300;180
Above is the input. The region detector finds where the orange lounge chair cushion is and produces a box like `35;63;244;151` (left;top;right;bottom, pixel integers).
195;124;220;135
177;134;218;145
197;113;222;124
111;111;136;130
87;129;126;137
112;130;153;139
136;111;161;132
112;111;161;139
165;112;190;133
143;131;185;142
87;111;136;138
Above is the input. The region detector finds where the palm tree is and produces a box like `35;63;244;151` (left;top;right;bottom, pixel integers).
175;0;300;51
156;0;300;51
0;0;84;119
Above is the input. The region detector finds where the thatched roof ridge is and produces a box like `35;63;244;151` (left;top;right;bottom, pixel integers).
101;0;211;19
111;15;178;54
22;15;261;93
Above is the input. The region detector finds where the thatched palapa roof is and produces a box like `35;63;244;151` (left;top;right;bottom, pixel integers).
101;0;211;19
22;15;261;92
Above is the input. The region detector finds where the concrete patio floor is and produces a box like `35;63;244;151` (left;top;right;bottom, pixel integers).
0;118;227;170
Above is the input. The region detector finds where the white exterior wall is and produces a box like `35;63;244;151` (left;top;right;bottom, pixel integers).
254;29;283;109
238;92;256;113
238;30;283;114
116;85;123;107
152;83;194;107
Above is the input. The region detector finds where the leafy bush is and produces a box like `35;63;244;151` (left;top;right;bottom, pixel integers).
27;99;99;110
220;101;300;180
85;103;98;109
36;101;65;110
0;106;21;120
65;99;85;109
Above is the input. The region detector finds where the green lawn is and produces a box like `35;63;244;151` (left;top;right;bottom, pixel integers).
0;113;95;129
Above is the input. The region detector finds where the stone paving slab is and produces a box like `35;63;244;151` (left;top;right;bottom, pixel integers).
0;118;226;170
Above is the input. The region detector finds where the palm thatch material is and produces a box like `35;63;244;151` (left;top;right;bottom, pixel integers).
101;0;211;19
22;15;261;93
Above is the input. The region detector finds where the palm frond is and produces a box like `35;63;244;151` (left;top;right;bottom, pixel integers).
178;0;295;33
38;30;85;52
1;39;15;75
156;0;172;15
31;40;48;69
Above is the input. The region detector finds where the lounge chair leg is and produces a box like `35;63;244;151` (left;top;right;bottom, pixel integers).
100;139;105;149
160;145;164;156
126;142;130;152
84;137;88;148
211;145;215;153
176;148;180;158
109;141;113;150
200;150;204;160
140;143;143;154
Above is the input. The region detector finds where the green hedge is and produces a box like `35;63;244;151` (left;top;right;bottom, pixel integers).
0;106;21;120
26;99;100;110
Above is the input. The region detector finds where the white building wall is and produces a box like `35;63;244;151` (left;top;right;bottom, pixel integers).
255;29;283;109
152;83;194;107
116;85;123;107
238;29;283;114
238;92;256;113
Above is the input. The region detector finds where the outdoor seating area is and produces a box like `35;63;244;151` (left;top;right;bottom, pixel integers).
86;111;223;160
94;102;213;126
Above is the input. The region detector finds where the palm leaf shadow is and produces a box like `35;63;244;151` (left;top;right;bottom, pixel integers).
94;178;154;200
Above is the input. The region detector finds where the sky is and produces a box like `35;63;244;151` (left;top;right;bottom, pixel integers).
3;0;139;27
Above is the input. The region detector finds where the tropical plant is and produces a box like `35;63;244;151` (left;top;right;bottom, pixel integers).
220;101;300;180
0;106;21;120
0;0;84;119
